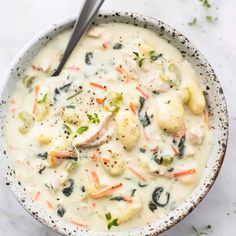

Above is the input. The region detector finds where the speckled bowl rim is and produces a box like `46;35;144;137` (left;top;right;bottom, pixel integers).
0;11;229;236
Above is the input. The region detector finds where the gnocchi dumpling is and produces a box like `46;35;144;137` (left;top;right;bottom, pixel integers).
156;93;184;134
115;110;140;150
180;61;206;115
61;107;81;125
107;191;142;224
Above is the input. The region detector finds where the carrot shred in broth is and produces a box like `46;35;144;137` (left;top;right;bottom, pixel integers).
129;102;136;115
127;166;146;182
90;171;101;189
136;85;149;99
70;220;89;228
33;84;40;114
116;65;132;82
90;183;122;199
95;98;104;104
34;191;41;201
174;169;196;177
46;201;54;209
89;82;107;91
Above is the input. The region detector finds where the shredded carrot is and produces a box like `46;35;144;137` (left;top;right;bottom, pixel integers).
102;158;111;164
174;169;196;177
150;146;159;152
33;85;40;114
34;191;41;201
9;98;16;104
89;82;107;91
127;166;146;182
96;98;104;104
102;43;108;49
90;183;122;199
136;86;149;99
90;153;98;162
66;65;80;71
172;145;179;156
71;220;89;228
90;171;101;189
32;64;41;71
122;194;133;204
173;127;186;138
9;144;17;150
203;110;210;129
143;127;150;141
49;151;76;159
46;201;54;209
10;108;16;113
116;65;132;82
129;102;136;115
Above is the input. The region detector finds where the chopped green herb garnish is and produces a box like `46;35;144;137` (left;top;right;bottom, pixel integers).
66;90;82;100
37;93;48;104
133;51;162;67
63;124;73;134
76;126;88;134
105;212;119;230
87;113;100;124
205;16;218;22
85;52;93;65
199;0;211;8
65;160;78;173
57;206;66;217
188;18;197;26
113;43;123;50
105;212;112;221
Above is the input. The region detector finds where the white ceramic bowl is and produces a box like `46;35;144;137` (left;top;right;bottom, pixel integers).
0;12;228;236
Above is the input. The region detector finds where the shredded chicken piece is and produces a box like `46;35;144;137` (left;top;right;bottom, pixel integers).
73;112;113;147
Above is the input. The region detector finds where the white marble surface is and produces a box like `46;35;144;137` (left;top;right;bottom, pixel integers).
0;0;236;235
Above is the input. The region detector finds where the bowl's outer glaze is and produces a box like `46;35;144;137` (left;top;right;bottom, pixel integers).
0;12;228;236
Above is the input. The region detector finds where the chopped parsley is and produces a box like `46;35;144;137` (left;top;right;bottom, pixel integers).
37;93;48;104
66;90;82;100
105;212;119;230
199;0;211;9
76;126;88;134
63;124;73;134
205;15;218;22
113;43;123;50
133;51;162;67
86;113;100;124
188;18;197;26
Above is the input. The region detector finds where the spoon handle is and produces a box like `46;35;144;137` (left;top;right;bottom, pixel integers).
52;0;105;76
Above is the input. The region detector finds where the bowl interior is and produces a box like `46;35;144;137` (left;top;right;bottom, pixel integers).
0;12;228;236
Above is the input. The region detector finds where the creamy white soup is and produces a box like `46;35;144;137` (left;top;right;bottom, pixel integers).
6;23;212;231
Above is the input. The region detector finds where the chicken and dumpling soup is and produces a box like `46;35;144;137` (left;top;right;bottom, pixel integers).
6;23;212;231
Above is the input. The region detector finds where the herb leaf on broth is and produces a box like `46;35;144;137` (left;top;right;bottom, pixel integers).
152;187;170;207
37;93;48;104
53;88;60;101
87;113;100;124
113;43;123;50
138;97;150;127
36;152;48;160
62;179;74;197
59;82;72;92
133;51;162;67
110;196;125;201
105;212;119;230
178;135;185;158
57;206;66;218
63;124;73;134
66;89;83;100
76;126;89;135
85;52;93;65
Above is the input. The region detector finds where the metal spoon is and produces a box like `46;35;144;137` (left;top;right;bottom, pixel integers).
52;0;105;76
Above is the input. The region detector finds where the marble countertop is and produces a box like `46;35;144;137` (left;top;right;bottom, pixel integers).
1;0;236;235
